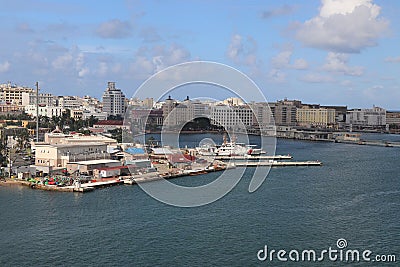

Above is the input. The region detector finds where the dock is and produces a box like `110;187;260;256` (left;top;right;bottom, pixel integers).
215;155;292;161
234;161;322;167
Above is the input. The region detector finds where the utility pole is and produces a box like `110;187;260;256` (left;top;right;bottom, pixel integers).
36;82;39;142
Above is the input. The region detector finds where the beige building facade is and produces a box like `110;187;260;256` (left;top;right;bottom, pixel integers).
35;142;109;169
297;107;336;127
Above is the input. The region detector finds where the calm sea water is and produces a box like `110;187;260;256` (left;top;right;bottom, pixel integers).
1;134;399;266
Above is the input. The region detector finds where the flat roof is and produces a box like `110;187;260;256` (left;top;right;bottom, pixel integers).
68;159;120;165
36;142;107;148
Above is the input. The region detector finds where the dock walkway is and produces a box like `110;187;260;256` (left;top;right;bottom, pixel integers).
234;161;322;167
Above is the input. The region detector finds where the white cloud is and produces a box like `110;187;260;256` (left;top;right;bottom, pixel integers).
226;34;243;60
323;52;363;76
52;53;73;69
75;52;90;78
271;49;308;70
385;56;400;63
152;44;191;72
363;84;384;99
129;44;192;78
268;69;286;83
78;67;90;78
272;51;292;68
292;58;308;70
16;23;34;33
341;80;353;87
296;0;388;53
140;27;162;42
97;62;108;76
300;73;334;83
261;5;296;19
0;61;10;72
226;34;258;66
96;19;132;39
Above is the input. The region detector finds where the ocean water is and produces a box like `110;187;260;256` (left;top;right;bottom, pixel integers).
0;136;399;266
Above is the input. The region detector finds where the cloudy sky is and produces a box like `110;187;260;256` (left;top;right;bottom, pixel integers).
0;0;399;109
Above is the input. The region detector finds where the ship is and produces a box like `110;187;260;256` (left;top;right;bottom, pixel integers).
196;135;266;157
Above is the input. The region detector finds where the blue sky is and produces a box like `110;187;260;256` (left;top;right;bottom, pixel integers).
0;0;399;109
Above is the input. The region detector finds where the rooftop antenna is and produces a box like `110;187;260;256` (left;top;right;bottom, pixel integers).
36;81;39;142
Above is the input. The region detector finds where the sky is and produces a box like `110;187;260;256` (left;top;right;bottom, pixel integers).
0;0;399;109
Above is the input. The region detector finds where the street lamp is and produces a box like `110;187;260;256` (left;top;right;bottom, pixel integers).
8;147;12;179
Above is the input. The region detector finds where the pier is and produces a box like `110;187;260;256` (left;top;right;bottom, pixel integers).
214;155;293;160
234;161;322;167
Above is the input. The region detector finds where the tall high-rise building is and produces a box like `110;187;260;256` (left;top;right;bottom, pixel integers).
102;82;126;117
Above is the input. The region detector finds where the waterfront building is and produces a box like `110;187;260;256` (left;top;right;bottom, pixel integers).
296;106;336;128
270;99;301;126
162;96;194;128
0;82;34;105
34;142;109;169
321;105;348;129
210;104;254;131
248;102;274;129
67;159;121;176
147;109;164;126
102;82;126;117
192;101;210;118
44;131;118;146
386;111;400;128
346;106;386;128
162;96;176;128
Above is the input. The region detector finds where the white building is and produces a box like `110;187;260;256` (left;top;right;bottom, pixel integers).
35;142;109;169
248;102;273;129
222;97;244;106
102;82;126;117
81;109;108;120
21;92;57;107
24;104;65;118
162;96;194;128
192;101;210;118
58;96;81;109
210;104;254;131
346;106;386;127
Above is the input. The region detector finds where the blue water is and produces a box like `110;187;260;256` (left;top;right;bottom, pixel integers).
1;136;399;266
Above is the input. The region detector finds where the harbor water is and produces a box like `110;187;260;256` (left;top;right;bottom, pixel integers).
1;135;399;266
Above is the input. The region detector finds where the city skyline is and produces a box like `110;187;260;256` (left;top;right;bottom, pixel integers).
0;1;400;109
